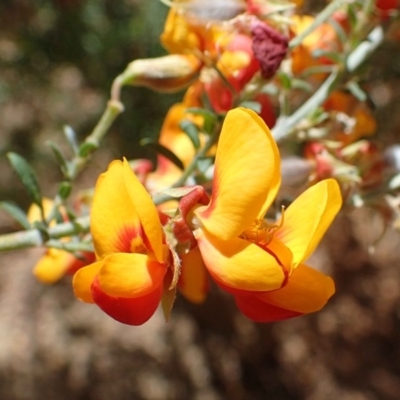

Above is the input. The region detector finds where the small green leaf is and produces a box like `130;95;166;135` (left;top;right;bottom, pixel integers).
185;107;217;120
7;152;42;207
346;81;367;102
278;72;292;90
328;17;348;45
79;141;98;157
185;107;218;134
58;181;72;200
180;119;201;149
141;138;184;170
63;125;79;155
291;79;313;92
0;201;31;229
47;141;69;177
347;3;358;30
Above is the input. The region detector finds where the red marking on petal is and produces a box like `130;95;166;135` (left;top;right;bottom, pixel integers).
115;225;142;253
91;277;162;325
235;293;302;322
255;242;290;288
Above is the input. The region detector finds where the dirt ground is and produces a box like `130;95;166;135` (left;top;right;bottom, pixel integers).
0;209;400;400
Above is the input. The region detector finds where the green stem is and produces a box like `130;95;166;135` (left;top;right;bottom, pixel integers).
69;99;124;177
0;216;90;252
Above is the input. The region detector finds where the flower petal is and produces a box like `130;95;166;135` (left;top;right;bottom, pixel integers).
256;264;335;313
91;160;142;258
92;277;162;325
178;246;209;304
34;249;76;284
195;229;287;292
235;293;301;322
195;108;281;240
73;261;103;303
122;159;164;262
276;179;342;266
98;253;166;298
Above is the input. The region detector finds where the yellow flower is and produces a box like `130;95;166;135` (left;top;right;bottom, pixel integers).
182;107;342;321
28;198;95;284
73;159;169;325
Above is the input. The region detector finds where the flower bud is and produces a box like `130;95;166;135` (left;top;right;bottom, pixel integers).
119;54;202;93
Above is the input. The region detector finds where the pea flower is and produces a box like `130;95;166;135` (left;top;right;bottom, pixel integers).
73;160;169;325
27;198;95;284
181;108;342;322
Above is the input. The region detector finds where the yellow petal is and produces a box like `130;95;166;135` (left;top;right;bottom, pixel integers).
257;264;335;313
122;159;164;262
91;160;141;258
98;253;166;298
195;229;287;292
178;246;209;304
73;261;103;303
34;249;76;284
195;108;281;240
276;179;342;266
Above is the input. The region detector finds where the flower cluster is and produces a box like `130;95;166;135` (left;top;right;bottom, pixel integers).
73;108;342;325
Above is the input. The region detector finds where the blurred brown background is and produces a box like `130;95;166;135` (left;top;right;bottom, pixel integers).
1;1;400;399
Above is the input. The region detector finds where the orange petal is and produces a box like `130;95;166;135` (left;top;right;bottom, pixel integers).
276;179;342;266
90;160;142;258
195;229;287;292
256;264;335;313
92;277;162;325
73;261;103;303
195;108;281;240
122;159;164;262
235;293;301;322
98;253;166;298
178;246;209;304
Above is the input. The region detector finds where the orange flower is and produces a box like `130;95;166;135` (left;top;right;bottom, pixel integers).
73;159;169;325
28;199;95;284
178;108;342;322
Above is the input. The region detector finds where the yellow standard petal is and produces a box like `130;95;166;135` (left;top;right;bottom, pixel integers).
276;179;342;267
73;261;103;303
91;160;141;258
195;108;281;240
195;229;287;292
256;264;335;313
98;253;166;298
122;159;164;262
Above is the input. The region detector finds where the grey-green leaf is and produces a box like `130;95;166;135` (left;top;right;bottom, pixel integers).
7;152;42;207
141;138;185;170
0;201;31;229
47;141;69;178
180;119;201;149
